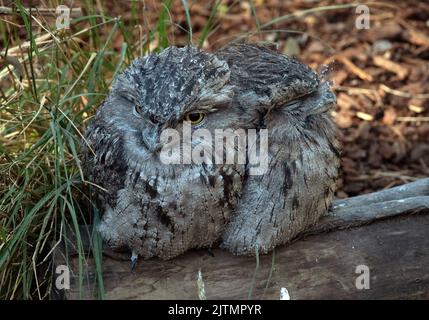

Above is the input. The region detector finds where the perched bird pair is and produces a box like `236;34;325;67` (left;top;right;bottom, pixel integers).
83;43;340;265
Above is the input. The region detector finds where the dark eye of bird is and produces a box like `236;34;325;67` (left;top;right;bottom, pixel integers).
185;112;205;125
135;104;142;114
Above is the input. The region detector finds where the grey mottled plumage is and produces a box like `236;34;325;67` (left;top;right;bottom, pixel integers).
83;43;340;261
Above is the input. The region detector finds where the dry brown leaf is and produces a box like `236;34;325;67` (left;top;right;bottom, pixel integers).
373;56;409;80
356;112;374;121
336;56;374;82
406;29;429;46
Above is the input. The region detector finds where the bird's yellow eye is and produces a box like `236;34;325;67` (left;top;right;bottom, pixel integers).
135;104;143;114
184;112;205;125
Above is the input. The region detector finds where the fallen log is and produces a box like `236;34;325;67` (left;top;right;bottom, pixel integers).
54;178;429;299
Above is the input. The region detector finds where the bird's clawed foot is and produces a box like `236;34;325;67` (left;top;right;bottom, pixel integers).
207;248;215;257
130;251;139;270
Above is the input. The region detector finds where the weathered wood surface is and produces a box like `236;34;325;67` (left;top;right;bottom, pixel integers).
59;212;429;300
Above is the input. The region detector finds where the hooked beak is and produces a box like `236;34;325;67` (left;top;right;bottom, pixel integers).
301;81;336;114
141;125;163;153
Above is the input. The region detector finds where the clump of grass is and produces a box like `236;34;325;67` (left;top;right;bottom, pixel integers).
0;1;158;299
